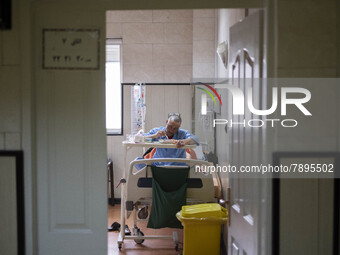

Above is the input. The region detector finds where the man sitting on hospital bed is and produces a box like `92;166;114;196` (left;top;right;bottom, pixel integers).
144;114;199;166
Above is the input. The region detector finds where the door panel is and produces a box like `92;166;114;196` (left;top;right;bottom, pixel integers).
228;10;265;255
35;6;107;255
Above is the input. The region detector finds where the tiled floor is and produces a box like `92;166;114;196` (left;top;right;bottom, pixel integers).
108;204;183;255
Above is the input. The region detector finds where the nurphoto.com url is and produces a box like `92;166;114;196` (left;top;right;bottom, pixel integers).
195;163;334;178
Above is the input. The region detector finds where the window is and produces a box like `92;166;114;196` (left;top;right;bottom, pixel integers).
106;39;122;135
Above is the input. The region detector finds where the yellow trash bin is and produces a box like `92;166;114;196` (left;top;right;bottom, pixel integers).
176;203;228;255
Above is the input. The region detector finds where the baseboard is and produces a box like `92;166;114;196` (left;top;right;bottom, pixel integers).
108;198;121;206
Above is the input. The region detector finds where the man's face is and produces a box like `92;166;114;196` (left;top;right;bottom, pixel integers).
165;119;181;137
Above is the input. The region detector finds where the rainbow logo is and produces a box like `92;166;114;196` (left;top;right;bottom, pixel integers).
197;82;222;106
197;83;222;115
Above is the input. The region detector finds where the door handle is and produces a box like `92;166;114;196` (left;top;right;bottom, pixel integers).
219;187;231;226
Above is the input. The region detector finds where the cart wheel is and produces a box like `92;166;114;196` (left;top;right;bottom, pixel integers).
118;243;122;250
175;244;179;251
137;206;149;219
133;227;145;244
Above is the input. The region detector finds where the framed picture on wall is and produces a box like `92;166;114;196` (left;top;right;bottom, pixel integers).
42;28;100;70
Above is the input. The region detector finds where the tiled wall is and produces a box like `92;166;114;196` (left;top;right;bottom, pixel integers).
191;9;216;154
192;9;216;78
106;10;194;83
0;1;22;150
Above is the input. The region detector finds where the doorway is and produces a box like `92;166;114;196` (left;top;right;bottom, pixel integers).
105;7;269;255
31;1;274;255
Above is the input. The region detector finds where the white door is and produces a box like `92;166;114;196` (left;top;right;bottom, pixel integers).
228;10;269;255
34;6;107;255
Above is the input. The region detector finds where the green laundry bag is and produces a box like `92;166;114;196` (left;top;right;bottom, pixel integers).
147;165;189;229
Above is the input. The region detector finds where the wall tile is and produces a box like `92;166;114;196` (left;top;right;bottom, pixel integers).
122;23;164;44
164;23;193;44
193;40;215;63
121;10;153;23
106;11;124;23
193;9;216;18
193;18;215;41
5;132;21;150
122;44;153;65
152;10;193;23
193;62;215;78
164;65;192;83
153;44;192;66
106;23;122;38
0;67;20;132
107;10;153;23
123;64;164;83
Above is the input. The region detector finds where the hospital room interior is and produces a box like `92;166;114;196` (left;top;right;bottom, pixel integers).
1;1;339;255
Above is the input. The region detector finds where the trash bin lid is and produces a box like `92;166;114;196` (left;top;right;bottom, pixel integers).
181;203;227;219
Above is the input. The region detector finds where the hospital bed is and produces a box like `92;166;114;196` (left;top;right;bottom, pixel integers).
117;158;219;250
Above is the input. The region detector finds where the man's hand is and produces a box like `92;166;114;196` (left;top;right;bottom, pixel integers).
155;130;166;138
175;140;186;148
144;130;167;139
175;138;196;148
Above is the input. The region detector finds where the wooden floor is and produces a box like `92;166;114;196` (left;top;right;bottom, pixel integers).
108;204;183;255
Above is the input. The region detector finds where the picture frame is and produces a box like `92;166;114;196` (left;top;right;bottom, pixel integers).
42;28;100;70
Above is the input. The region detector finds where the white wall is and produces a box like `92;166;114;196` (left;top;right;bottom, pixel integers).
107;84;192;199
0;0;21;150
0;0;33;253
275;0;338;151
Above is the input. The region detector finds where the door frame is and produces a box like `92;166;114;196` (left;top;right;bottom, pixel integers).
272;152;340;255
22;1;277;255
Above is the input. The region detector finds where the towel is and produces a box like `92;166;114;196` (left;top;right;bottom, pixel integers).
147;165;189;229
